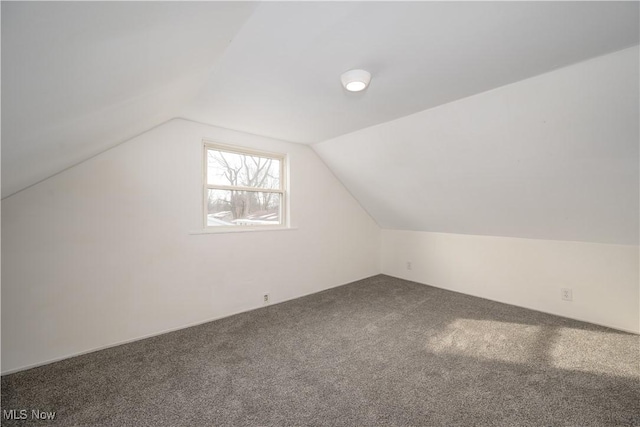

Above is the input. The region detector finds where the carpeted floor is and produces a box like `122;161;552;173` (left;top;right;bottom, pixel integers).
2;275;639;426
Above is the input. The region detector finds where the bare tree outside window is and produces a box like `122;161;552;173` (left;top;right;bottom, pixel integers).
204;144;285;228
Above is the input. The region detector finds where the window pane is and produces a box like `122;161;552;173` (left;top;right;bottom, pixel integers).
207;149;281;189
207;189;281;226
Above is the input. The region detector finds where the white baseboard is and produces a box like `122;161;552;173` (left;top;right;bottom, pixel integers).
383;273;640;335
1;274;378;376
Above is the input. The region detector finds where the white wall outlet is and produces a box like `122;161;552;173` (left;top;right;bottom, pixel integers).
406;261;412;270
561;288;573;301
263;293;270;305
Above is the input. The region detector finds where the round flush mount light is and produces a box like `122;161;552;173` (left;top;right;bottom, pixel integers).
341;69;371;92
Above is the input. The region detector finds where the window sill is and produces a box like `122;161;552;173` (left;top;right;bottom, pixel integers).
189;226;298;235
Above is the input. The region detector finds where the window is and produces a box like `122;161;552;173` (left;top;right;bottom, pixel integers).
204;142;286;229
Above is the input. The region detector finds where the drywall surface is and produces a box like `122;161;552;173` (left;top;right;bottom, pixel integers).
314;47;639;245
184;2;639;145
1;2;257;198
382;230;639;333
1;119;381;373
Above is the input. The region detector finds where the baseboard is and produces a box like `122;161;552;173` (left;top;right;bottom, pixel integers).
1;273;381;376
10;271;629;376
381;273;640;335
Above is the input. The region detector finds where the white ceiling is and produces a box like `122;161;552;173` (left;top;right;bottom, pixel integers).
2;1;639;198
1;1;257;198
315;47;639;245
182;1;639;143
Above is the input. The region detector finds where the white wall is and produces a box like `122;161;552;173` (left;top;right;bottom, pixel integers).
382;230;639;333
3;47;638;376
314;47;640;334
314;47;639;245
1;118;381;374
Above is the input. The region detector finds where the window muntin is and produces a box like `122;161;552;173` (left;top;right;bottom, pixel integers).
204;143;286;228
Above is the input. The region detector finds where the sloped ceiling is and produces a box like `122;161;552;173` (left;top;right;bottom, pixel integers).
2;1;639;203
314;47;639;245
1;1;257;198
182;1;639;143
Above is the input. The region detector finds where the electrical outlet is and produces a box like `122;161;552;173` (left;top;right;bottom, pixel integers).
561;288;573;301
406;261;412;270
263;293;270;305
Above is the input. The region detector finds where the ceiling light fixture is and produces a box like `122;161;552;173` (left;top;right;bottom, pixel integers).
341;69;371;92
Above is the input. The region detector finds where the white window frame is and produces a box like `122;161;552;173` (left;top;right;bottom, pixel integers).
203;141;287;231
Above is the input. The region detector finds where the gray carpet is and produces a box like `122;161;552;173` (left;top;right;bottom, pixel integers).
2;275;639;426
